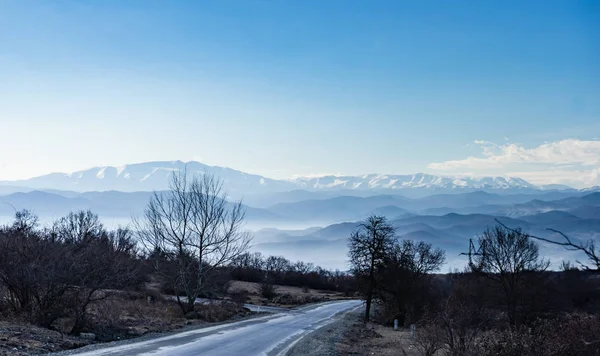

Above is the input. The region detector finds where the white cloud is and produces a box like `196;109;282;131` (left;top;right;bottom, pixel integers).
428;139;600;188
505;168;600;188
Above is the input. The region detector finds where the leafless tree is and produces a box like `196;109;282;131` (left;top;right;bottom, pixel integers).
137;170;251;314
292;261;315;274
468;225;549;327
377;240;445;324
53;210;103;243
264;255;291;279
348;215;396;322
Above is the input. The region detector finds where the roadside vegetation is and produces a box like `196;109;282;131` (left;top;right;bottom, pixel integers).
346;214;600;356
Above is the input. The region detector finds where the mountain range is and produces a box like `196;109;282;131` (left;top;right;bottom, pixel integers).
1;187;597;229
252;203;600;269
1;160;593;197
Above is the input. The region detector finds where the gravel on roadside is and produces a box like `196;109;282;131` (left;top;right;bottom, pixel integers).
286;307;362;356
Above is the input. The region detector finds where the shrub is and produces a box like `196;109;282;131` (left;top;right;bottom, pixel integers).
259;282;278;300
0;210;147;333
413;324;444;356
230;289;250;305
188;302;245;322
477;314;600;356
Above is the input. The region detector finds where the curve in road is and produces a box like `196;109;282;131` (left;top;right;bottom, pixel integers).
68;300;362;356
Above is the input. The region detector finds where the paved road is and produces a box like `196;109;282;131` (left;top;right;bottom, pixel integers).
70;300;362;356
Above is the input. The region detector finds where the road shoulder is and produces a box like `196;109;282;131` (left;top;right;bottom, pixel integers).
285;307;362;356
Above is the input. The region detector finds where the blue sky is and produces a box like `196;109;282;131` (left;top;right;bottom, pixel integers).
0;1;599;187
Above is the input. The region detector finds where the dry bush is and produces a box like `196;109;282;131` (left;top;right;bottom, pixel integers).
185;302;246;322
415;312;600;356
81;298;183;341
270;293;326;306
259;282;278;300
433;296;497;356
229;289;250;305
413;324;444;356
101;298;181;323
476;314;600;356
0;210;147;333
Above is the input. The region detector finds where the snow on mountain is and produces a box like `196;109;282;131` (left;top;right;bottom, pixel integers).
290;173;537;191
0;161;577;195
0;161;296;194
537;184;578;191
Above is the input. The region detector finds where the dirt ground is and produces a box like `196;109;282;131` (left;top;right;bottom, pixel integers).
0;320;93;356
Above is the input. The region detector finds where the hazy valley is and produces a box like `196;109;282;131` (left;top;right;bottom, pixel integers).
2;161;598;270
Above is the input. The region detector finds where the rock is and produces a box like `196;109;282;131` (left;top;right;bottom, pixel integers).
79;332;96;340
127;327;149;336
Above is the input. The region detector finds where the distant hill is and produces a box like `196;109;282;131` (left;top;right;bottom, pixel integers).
251;206;600;270
268;195;410;223
0;190;289;224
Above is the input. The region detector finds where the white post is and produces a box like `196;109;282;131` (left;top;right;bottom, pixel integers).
394;319;398;331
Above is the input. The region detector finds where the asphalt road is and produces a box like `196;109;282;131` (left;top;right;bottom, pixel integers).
69;300;362;356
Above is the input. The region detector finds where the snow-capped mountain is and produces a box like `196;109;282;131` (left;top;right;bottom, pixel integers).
0;161;296;194
290;173;537;191
0;161;576;195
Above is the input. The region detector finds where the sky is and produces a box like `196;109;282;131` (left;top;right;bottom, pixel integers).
0;0;599;188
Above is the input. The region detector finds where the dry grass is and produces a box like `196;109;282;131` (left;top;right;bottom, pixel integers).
337;319;423;356
228;280;349;307
85;297;188;341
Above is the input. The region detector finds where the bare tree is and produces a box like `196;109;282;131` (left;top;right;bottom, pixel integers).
138;170;250;314
292;261;315;274
377;240;445;324
264;255;291;280
468;225;549;327
53;210;103;243
348;215;395;322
